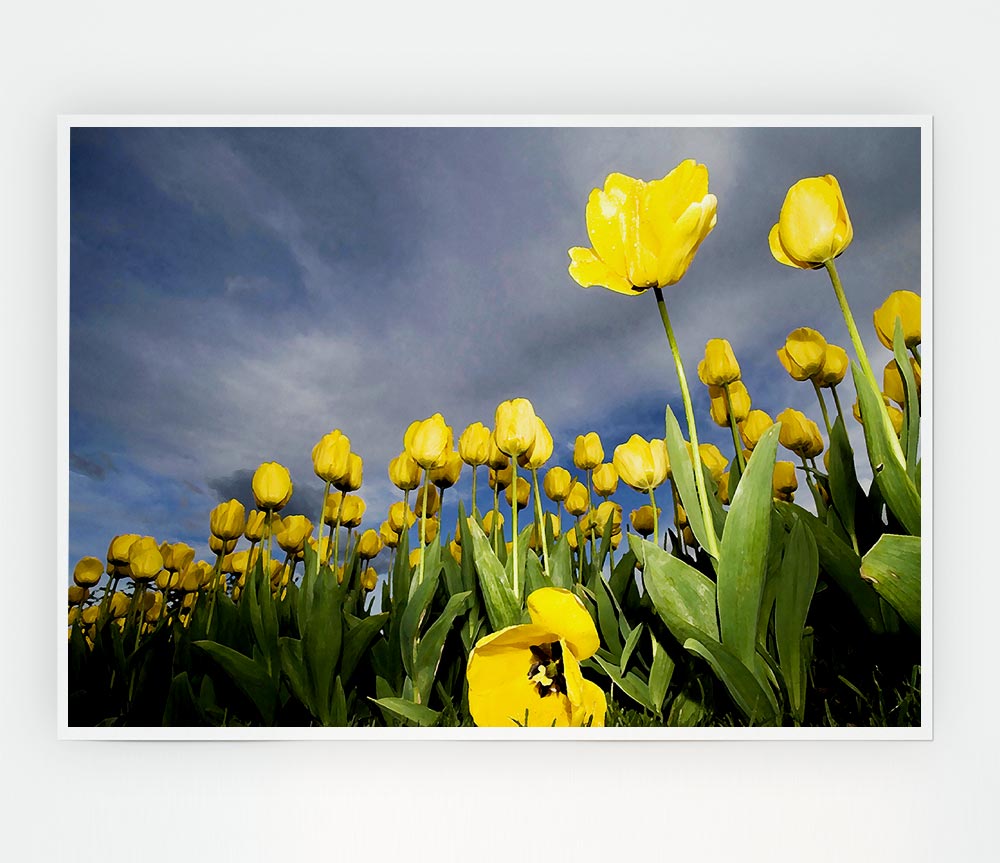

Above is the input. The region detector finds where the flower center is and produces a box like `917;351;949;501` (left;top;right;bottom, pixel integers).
527;641;567;698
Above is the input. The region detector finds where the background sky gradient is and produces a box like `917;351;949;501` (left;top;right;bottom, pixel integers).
68;124;921;573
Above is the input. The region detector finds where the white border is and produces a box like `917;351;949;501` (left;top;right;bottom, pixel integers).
58;114;932;741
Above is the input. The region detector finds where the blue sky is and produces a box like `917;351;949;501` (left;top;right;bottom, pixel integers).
68;125;921;574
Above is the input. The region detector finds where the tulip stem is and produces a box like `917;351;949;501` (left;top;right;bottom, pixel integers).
332;509;344;573
830;385;847;429
586;469;597;571
316;480;331;551
910;345;921;365
648;490;659;547
531;468;551;579
722;383;747;473
261;510;272;582
471;466;478;520
574;516;584;582
812;380;833;438
492;485;500;558
417;473;430;587
511;460;520;599
652;287;720;560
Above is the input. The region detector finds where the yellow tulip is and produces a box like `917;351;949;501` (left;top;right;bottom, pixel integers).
815;344;849;388
275;515;313;555
404;414;453;470
504;476;531;511
429;451;463;489
592;463;619;498
311;429;352;484
379;521;400;549
210;499;246;540
162;542;196;572
485;434;510;470
244;510;267;542
82;606;101;626
772;461;799;500
775;408;816;457
629;505;659;537
613;435;669;493
777;328;828;381
564;480;590;517
449;540;463;564
593;501;623;538
414;484;440;517
208;534;237;555
482;510;504;536
418;517;440;544
324;492;366;528
494;398;538;458
769;175;853;269
467;587;606;727
573;432;604;471
109;592;131;618
698;444;728;483
357;528;383;560
360;567;378;592
252;462;293;511
873;290;921;349
388;451;422;492
488;464;512;491
697;338;741;386
883;357;921;405
387;501;416;534
68;585;89;605
568;161;718;295
518;415;553;470
334;453;363;493
739;410;773;451
717;471;731;506
127;536;163;582
708;382;751;427
457;422;492;467
73;556;103;588
529;514;561;553
543;466;572;503
408;549;423;569
886;402;904;436
107;534;141;566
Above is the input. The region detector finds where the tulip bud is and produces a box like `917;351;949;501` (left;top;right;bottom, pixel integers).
883;357;922;405
697;339;741;386
357;528;383;560
613;435;669;493
708;382;751;427
244;510;267;542
208;534;237;555
333;453;363;493
82;606;101;626
341;495;366;529
414;484;440;517
494;398;538;458
388;501;416;534
458;422;492;467
488;464;512;491
573;432;604;471
815;344;849;388
629;505;659;537
772;461;798;500
448;540;462;564
681;527;695;548
769;175;853;269
675;505;688;529
518;416;553;470
404;414;453;469
275;515;313;555
107;534;141;566
873;290;921;349
68;585;89;605
485;434;510;470
409;549;423;569
698;445;728;484
379;521;400;549
504;476;531;511
109;592;131;618
776;408;813;456
543;466;572;503
593;501;622;537
482;510;504;536
252;462;293;511
127;536;163;582
73;556;104;588
739;410;774;451
592;463;619;498
165;542;196;573
418;517;440;544
429;451;463;489
360;567;378;592
564;481;590;517
210;499;246;541
529;513;561;552
777;328;828;381
716;471;731;505
311;429;352;484
388;451;422;492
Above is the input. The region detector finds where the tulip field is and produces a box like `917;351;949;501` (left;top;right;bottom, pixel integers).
67;161;923;729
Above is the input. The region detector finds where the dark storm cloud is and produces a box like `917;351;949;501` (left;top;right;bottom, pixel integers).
68;124;921;564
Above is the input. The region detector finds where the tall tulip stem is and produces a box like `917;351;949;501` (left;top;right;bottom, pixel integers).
722;383;747;473
812;380;833;437
417;472;430;586
316;480;331;551
648;489;659;547
830;384;846;429
511;460;520;599
471;466;478;520
531;468;551;579
652;288;720;560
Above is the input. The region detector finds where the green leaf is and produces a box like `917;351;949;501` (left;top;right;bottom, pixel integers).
682;637;778;726
413;591;472;703
664;406;718;561
892;318;921;480
278;637;313;713
716;423;779;667
547;533;574;590
773;517;819;723
400;565;441;679
524;549;547;594
341;612;389;685
593;575;624;656
852;363;920;536
648;633;675;716
860;534;921;633
826;416;858;546
630;535;718;643
465;516;522;631
299;577;344;724
193;640;277;725
775;501;885;633
591;655;654;712
370;696;440;727
619;622;644;675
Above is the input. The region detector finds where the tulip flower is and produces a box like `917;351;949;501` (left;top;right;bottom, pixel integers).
739;410;774;451
489;464;512;491
404;414;453;470
73;556;103;588
494;399;538;459
543;466;572;503
210;499;246;540
613;435;669;493
388;451;422;492
772;461;799;501
414;484;440;518
379;521;400;549
573;433;604;471
485;434;510;470
429;451;463;489
564;480;591;517
775;409;814;456
107;534;141;566
356;528;383;560
768;175;853;269
448;540;463;564
698;444;728;483
458;422;491;467
505;476;531;511
629;505;659;537
418;517;440;544
252;462;293;511
161;542;196;573
717;471;731;505
275;515;313;556
815;344;849;388
68;585;89;605
567;161;718;295
709;382;751;427
360;567;378;592
873;290;921;350
518;416;553;470
593;500;623;538
482;510;504;536
697;339;741;387
883;357;921;405
777;328;828;382
334;453;363;493
592;463;619;498
311;430;352;484
244;510;267;542
466;587;606;727
387;501;416;534
529;513;561;553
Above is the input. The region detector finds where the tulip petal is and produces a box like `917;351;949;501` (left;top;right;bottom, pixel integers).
778;177;840;264
568;247;642;296
526;587;600;660
572;680;608;727
768;223;809;269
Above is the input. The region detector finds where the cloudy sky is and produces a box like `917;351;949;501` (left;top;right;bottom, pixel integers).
68;124;921;571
